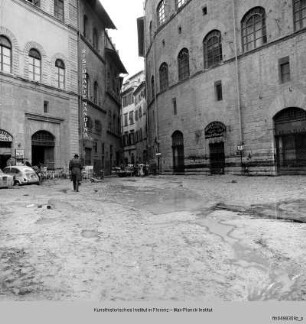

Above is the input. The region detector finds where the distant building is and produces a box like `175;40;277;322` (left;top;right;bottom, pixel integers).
0;0;126;175
139;0;306;175
121;71;147;165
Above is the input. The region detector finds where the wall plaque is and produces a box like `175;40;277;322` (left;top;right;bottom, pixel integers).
205;122;226;139
0;129;13;142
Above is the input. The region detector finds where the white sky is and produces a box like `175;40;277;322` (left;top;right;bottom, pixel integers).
99;0;145;78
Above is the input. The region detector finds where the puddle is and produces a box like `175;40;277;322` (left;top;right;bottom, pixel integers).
36;218;58;225
81;230;100;239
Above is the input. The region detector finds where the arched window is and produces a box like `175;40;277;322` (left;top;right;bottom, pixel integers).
159;62;169;91
157;0;165;26
54;0;64;21
151;75;155;99
241;7;267;52
29;48;41;82
93;28;98;50
0;35;12;73
178;48;189;81
83;15;88;37
55;59;65;89
293;0;306;31
176;0;187;9
203;30;222;69
93;81;98;104
149;21;153;42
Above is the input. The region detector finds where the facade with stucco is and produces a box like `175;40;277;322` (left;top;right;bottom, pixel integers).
142;0;306;175
0;0;126;175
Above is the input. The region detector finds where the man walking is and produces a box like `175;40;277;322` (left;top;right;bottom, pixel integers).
69;154;83;192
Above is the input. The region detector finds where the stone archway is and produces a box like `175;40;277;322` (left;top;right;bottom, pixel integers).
31;130;55;169
172;131;185;173
274;107;306;173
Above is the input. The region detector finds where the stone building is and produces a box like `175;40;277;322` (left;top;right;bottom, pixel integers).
140;0;306;175
0;0;126;175
121;71;147;165
79;0;126;176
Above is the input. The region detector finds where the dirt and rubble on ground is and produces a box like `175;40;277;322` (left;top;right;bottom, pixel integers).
0;175;306;302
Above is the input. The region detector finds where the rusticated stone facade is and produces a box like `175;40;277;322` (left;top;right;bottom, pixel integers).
143;0;306;175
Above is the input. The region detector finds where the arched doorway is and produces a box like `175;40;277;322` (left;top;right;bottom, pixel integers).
32;131;55;169
205;122;226;174
274;107;306;173
172;131;185;173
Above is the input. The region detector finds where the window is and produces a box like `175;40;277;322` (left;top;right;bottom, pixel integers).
85;73;90;98
157;0;165;26
151;75;155;99
93;28;98;50
202;6;207;15
0;36;12;73
203;30;222;69
241;7;267;52
55;59;65;89
176;0;187;9
178;48;190;81
135;109;139;121
54;0;64;22
215;81;223;101
95;119;102;132
159;62;169;91
93;141;98;154
279;57;290;83
129;111;134;125
83;15;88;37
293;0;306;31
139;106;142;118
87;116;93;130
28;48;41;82
149;21;153;42
172;98;177;115
26;0;40;6
94;81;98;104
129;130;135;145
124;113;128;126
44;101;49;113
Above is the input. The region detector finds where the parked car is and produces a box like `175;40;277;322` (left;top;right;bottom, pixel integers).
0;169;14;188
3;165;40;185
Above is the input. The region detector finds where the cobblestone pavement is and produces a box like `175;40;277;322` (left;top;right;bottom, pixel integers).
0;175;306;302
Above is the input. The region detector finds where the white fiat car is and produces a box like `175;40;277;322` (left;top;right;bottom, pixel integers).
0;169;14;188
3;165;39;186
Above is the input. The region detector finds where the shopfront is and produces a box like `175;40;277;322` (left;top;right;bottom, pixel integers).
0;129;13;169
274;107;306;173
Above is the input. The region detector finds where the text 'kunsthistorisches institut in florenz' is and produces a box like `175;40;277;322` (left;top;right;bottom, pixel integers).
138;0;306;175
0;0;126;175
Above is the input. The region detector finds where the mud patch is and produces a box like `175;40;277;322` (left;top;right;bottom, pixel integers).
81;229;100;239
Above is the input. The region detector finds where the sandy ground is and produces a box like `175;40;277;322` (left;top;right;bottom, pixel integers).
0;174;306;302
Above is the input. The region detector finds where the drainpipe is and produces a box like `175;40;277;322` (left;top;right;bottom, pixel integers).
232;0;244;169
152;27;160;173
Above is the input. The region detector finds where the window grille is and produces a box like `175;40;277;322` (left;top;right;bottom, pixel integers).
0;35;12;73
157;0;165;26
54;0;64;22
293;0;306;31
159;62;169;91
178;48;190;81
204;30;222;69
55;59;65;89
29;48;41;82
241;7;267;52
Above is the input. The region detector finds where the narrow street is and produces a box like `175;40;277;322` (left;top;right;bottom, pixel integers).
0;175;306;302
